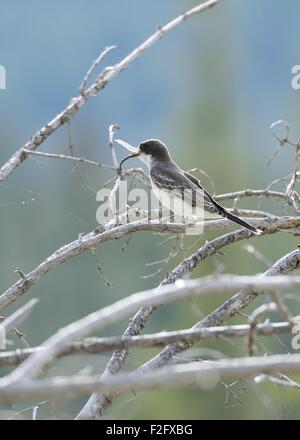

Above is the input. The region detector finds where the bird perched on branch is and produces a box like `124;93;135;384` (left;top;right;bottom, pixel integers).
119;139;262;235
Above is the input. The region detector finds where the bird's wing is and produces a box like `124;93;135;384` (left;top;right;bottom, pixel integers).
150;166;221;216
150;167;262;234
183;171;223;215
184;171;263;234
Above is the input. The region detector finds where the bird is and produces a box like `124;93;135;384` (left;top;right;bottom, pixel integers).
119;139;262;235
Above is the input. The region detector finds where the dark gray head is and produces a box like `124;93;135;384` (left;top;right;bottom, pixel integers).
119;139;171;170
139;139;171;162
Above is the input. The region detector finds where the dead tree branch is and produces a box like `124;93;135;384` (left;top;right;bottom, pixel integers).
1;215;299;312
3;353;300;404
0;299;38;336
0;321;293;368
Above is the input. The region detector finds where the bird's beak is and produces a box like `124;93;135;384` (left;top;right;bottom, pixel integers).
119;148;141;170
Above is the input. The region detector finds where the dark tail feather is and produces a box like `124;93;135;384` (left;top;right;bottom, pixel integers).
218;207;263;236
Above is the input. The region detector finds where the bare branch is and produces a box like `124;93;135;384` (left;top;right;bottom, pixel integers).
115;138;138;153
0;0;222;183
0;299;38;334
228;208;275;218
255;373;300;390
0;219;185;311
0;321;293;368
1;215;298;311
79;46;116;95
214;189;292;203
108;123;120;169
3;353;300;404
108;209;277;228
22;149;115;170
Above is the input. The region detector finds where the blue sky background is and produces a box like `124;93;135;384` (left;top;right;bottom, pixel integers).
1;0;300;419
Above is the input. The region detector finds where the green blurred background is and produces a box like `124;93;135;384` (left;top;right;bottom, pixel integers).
1;0;300;419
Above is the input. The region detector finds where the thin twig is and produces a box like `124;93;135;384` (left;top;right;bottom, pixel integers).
214;189;292;203
255;373;300;390
80;46;116;95
139;250;300;372
2;215;298;311
247;303;278;356
22;149;115;170
7;399;53;420
0;299;38;335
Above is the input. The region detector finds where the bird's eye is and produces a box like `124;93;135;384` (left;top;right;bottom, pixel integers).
140;143;145;150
